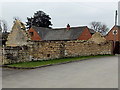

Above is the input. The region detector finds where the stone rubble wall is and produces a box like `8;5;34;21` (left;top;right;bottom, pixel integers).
65;41;113;57
29;41;64;60
2;40;113;65
3;46;30;64
0;47;2;65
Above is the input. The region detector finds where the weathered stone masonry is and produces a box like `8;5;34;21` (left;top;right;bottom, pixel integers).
3;46;30;64
3;40;113;64
30;40;113;59
65;41;113;57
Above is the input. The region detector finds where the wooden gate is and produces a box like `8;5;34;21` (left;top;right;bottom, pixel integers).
113;41;120;54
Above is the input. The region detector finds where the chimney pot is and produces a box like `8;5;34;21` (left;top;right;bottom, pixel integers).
67;24;70;30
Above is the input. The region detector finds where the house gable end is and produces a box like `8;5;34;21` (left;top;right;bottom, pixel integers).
77;27;92;40
28;27;41;41
105;25;120;41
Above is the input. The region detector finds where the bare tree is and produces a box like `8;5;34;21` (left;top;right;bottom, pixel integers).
90;21;109;34
3;22;7;33
0;20;2;32
0;20;2;41
0;20;8;33
0;19;9;46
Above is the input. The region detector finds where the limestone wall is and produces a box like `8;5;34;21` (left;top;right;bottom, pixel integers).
29;41;64;60
3;46;30;64
0;47;2;65
30;41;113;59
65;41;113;57
2;40;113;64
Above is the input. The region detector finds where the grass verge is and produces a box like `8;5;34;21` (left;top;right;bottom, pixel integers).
7;54;114;68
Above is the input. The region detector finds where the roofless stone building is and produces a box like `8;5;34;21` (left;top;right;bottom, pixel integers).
6;20;31;47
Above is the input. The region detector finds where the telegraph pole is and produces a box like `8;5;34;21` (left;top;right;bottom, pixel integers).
115;10;117;26
113;10;118;54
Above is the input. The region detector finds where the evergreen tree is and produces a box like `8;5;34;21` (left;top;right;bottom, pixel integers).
26;10;52;29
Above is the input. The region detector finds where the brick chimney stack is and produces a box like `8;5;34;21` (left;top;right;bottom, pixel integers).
67;24;70;30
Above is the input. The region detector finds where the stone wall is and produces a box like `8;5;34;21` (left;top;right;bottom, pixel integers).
2;40;113;64
0;46;2;65
65;41;113;57
3;46;30;64
29;41;64;60
30;40;113;60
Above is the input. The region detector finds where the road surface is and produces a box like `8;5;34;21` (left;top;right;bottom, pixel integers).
2;56;118;88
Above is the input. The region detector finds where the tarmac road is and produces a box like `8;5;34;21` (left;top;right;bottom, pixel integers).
2;56;118;88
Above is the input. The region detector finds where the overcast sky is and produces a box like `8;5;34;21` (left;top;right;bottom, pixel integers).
0;0;119;31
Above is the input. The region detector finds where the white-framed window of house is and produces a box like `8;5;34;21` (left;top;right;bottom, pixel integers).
112;30;118;35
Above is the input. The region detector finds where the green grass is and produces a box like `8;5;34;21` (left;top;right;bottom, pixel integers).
7;54;114;68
